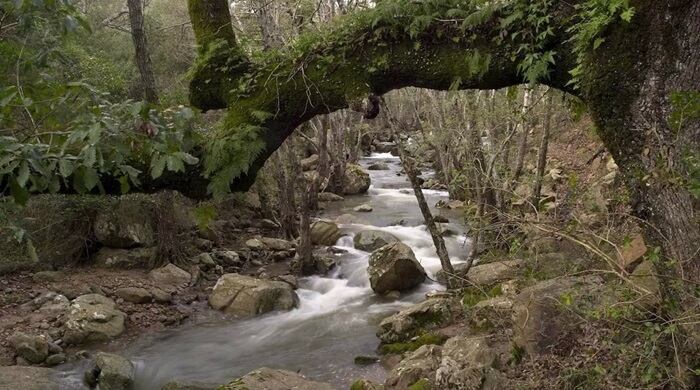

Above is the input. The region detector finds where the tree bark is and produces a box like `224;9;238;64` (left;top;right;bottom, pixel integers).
532;90;552;204
126;0;158;104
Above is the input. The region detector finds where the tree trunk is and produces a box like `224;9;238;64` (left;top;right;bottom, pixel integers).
532;90;552;204
510;88;531;187
126;0;158;104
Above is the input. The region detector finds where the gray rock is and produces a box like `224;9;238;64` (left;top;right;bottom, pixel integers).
62;294;126;345
115;287;153;304
223;367;334;390
37;293;70;314
318;192;344;202
149;287;172;303
213;250;241;266
45;353;66;366
367;162;390;170
94;198;155;248
90;352;135;390
275;274;298;289
368;242;426;294
246;238;266;250
378;298;454;343
435;260;523;287
385;345;442;389
0;366;60;389
192;253;216;269
434;337;500;389
8;332;49;363
148;264;191;291
343;164;371;195
94;247;157;269
209;274;299;317
310;221;342;245
353;230;400;252
260;237;294;251
354;203;373;212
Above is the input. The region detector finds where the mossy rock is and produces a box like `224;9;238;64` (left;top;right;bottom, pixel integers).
379;333;447;355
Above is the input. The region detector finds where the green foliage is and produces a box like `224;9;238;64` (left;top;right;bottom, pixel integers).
566;0;635;89
407;378;431;390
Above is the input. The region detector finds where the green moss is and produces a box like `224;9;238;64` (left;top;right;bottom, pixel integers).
379;333;447;355
408;378;431;390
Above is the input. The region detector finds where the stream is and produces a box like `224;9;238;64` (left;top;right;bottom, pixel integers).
60;153;470;389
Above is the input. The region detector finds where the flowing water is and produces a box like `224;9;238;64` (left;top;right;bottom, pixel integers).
59;153;470;389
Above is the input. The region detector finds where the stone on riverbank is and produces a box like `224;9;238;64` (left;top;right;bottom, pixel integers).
8;331;49;363
310;221;342;245
377;297;454;343
86;352;135;390
343;164;371;194
435;259;523;287
223;367;334;390
354;230;400;252
62;294;126;345
368;243;426;294
209;274;299;317
148;263;191;291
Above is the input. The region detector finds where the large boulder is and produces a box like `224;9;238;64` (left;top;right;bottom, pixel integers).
310;221;342;245
378;298;455;343
367;162;390;170
353;230;400;252
434;337;505;390
86;352;135;390
318;192;344;202
0;366;61;389
209;274;299;317
94;197;155;248
93;247;157;269
343;164;371;194
148;263;191;291
161;380;214;390
260;237;294;251
62;294;126;345
223;367;334;390
115;287;153;303
8;331;49;363
512;276;607;356
374;142;396;153
385;345;442;389
436;260;523;287
368;243;426;294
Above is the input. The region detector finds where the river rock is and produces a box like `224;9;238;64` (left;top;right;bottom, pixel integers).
94;247;157;269
318;192;344;202
385;345;442;389
8;331;49;363
32;271;65;283
148;263;191;291
36;293;70;314
354;203;373;212
310;221;342;245
192;253;216;269
260;237;294;251
246;238;266;250
0;366;60;389
343;164;371;194
45;353;66;366
87;352;135;390
94;197;155;248
209;274;299;317
434;336;504;389
512;276;607;356
367;162;390;170
62;294;126;345
115;287;153;303
353;230;400;252
374;142;396;153
435;259;523;287
368;242;426;294
378;298;454;343
223;367;334;390
213;250;241;266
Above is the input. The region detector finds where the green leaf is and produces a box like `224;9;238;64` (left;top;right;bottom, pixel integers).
150;156;166;179
82;167;99;191
174;152;199;165
119;176;130;194
58;158;75;177
593;37;605;50
10;177;29;205
17;161;30;187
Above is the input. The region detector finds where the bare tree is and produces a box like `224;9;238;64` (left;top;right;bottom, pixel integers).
532;90;553;204
126;0;158;103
